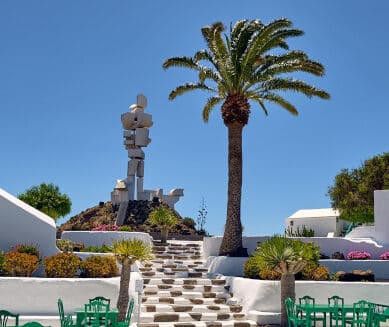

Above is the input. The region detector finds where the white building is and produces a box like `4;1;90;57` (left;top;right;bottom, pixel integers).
285;208;349;237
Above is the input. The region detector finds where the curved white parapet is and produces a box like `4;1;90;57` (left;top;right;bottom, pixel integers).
0;188;60;258
61;231;153;247
0;272;142;315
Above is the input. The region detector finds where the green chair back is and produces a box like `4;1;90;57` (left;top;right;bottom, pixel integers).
84;302;109;327
0;310;20;327
351;300;373;327
299;295;315;305
328;295;344;308
285;297;307;327
57;299;74;327
88;297;110;309
20;323;49;327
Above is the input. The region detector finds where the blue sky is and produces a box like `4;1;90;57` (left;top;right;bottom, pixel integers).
1;1;388;236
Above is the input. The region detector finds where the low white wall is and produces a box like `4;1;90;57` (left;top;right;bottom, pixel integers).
0;188;59;258
203;236;389;259
61;231;153;247
205;256;247;277
345;226;376;239
203;236;269;257
319;260;389;279
0;272;142;315
225;277;389;323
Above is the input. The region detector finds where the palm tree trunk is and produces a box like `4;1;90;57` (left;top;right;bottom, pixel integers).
281;273;296;327
117;258;131;321
160;229;168;243
219;123;246;257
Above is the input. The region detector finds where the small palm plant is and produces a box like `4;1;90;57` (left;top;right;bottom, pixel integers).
112;239;154;321
255;235;319;327
148;206;178;243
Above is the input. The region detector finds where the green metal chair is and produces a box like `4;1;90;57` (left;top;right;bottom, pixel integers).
344;300;373;327
285;297;307;327
117;298;135;327
328;295;345;327
84;302;109;327
299;295;326;327
88;297;110;309
20;323;50;327
0;310;19;326
369;302;389;327
57;299;75;327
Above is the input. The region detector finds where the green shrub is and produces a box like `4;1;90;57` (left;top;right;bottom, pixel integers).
4;252;39;276
119;226;132;232
57;239;74;253
311;265;330;280
181;217;196;229
80;255;118;278
81;244;112;253
44;253;81;277
259;269;281;280
0;251;8;276
11;243;40;259
243;256;261;279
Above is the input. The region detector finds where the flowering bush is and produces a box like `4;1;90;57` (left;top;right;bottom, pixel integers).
379;252;389;260
80;255;118;278
11;243;40;259
4;252;39;276
92;224;119;231
44;253;81;277
347;251;371;260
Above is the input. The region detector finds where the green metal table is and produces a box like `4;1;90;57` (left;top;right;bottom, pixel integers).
74;307;118;327
296;303;354;327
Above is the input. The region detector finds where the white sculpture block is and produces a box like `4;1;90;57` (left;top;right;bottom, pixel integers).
137;177;144;194
137;94;147;108
127;148;145;159
121;112;138;130
135;128;150;146
127;159;139;176
169;189;184;196
137;160;144;177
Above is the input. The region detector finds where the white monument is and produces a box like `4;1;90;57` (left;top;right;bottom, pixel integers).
111;94;183;225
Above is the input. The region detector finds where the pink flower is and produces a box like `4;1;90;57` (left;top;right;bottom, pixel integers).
379;252;389;260
347;251;371;260
92;224;119;231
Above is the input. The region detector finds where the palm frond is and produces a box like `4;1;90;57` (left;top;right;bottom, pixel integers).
248;96;269;115
168;83;216;100
261;92;299;115
262;78;330;99
261;29;304;53
202;96;224;122
198;67;221;84
162;56;199;70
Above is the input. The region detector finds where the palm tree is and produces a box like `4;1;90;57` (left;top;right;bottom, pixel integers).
255;235;318;327
148;206;178;243
162;19;330;256
112;239;154;321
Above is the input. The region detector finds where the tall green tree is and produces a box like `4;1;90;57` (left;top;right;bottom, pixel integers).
254;235;319;327
18;183;71;221
112;239;154;321
163;19;330;256
328;152;389;223
148;206;178;243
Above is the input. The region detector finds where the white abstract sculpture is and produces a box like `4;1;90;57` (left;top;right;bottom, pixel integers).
111;94;184;211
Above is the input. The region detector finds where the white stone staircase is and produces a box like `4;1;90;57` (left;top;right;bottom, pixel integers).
138;241;258;327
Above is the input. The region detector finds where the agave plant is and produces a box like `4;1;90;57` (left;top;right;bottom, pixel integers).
254;235;319;327
112;239;154;321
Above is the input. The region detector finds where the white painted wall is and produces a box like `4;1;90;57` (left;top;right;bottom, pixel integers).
345;225;376;239
0;273;142;315
225;277;389;324
205;256;247;277
286;216;338;237
374;190;389;244
204;236;389;259
61;231;153;247
0;188;59;258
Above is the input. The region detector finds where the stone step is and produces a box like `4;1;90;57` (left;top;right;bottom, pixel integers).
143;284;225;293
140;312;247;323
142;271;208;278
142;290;232;299
141;304;243;314
142;296;228;306
151;259;205;266
143;278;226;286
138;321;258;327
